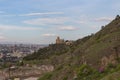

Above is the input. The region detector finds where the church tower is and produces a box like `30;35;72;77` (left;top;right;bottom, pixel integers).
56;36;60;44
56;36;64;44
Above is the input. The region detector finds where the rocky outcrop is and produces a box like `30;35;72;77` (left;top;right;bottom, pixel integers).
0;65;54;79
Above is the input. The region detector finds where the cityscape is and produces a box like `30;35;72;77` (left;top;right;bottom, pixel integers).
0;44;46;65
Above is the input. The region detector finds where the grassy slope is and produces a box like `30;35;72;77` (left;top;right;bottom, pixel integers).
24;16;120;80
101;71;120;80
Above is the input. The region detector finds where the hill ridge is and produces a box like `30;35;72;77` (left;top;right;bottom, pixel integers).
24;15;120;80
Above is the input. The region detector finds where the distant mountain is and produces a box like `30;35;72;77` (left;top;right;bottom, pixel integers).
24;15;120;80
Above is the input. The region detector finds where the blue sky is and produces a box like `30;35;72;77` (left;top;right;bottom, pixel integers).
0;0;119;44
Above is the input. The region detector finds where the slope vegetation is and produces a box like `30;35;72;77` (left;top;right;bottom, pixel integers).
24;15;120;80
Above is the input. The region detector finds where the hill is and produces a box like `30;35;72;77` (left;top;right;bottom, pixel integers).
24;15;120;80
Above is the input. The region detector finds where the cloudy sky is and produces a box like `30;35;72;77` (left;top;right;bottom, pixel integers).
0;0;119;44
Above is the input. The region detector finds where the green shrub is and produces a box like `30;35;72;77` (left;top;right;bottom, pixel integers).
39;73;52;80
77;65;92;77
63;76;68;80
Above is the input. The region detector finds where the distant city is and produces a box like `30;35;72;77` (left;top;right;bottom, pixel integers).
0;43;47;63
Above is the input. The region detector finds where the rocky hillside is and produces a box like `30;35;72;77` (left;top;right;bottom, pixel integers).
24;15;120;80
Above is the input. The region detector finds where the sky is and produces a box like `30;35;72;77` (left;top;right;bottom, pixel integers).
0;0;119;44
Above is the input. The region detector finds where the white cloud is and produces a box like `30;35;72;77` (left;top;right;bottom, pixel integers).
0;12;63;17
90;26;99;29
42;33;57;37
59;26;77;31
0;36;5;40
0;32;6;41
0;33;3;35
0;36;6;40
20;12;64;16
0;24;41;30
0;11;4;13
23;17;69;25
95;17;113;22
74;20;85;24
23;16;87;26
1;14;17;17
